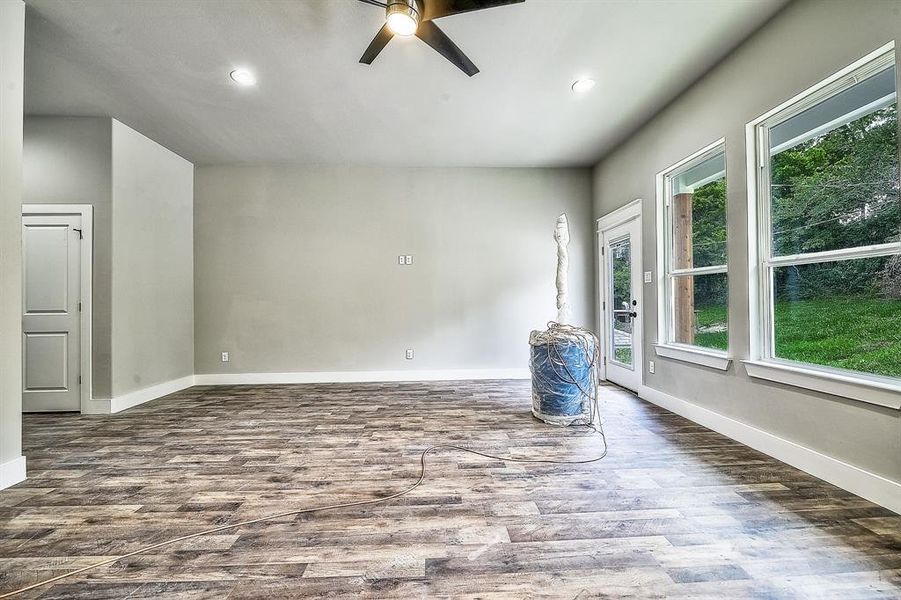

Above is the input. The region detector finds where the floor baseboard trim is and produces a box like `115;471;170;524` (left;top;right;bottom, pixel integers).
639;385;901;515
0;456;26;490
194;368;531;386
109;375;197;414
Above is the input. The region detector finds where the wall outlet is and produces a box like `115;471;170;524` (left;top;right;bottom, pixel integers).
648;360;655;374
405;348;414;360
644;271;652;283
221;351;229;363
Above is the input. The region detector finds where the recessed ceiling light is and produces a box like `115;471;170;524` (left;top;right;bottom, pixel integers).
229;68;256;87
571;78;596;93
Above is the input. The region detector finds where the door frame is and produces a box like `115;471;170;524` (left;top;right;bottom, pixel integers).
22;204;93;413
596;198;643;384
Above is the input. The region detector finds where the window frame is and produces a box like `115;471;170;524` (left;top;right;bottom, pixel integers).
745;42;901;408
655;138;731;370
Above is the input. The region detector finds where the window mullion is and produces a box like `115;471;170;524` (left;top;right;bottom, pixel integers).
670;264;728;277
766;242;901;268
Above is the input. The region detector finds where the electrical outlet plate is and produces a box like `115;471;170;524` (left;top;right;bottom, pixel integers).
405;349;414;360
221;351;229;363
648;360;655;374
644;271;652;283
405;255;413;265
398;255;405;265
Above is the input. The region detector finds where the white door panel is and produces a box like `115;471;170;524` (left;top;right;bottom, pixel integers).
24;225;69;313
22;214;81;412
24;332;69;390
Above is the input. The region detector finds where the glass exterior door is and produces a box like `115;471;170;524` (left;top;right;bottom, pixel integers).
602;217;642;391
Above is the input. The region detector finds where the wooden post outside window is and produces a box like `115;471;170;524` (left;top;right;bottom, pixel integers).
672;192;695;344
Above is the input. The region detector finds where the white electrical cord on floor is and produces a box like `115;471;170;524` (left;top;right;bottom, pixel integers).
0;425;607;598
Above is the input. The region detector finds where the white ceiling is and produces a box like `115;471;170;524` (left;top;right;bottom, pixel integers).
24;0;786;167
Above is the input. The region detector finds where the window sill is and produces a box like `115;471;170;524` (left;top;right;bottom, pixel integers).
743;360;901;410
654;344;732;371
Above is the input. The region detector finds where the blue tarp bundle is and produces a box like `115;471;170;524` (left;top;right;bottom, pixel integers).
529;325;597;426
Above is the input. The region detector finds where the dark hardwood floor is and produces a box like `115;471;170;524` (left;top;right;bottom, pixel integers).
1;380;899;598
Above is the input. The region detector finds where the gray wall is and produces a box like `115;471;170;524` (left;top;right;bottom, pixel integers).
111;120;194;396
0;0;25;468
592;0;900;482
195;166;593;376
23;117;113;398
22;117;194;400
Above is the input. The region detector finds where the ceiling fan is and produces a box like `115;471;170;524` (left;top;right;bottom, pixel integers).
356;0;525;77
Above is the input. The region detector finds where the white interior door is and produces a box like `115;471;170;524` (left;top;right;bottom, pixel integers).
601;217;642;392
22;214;82;412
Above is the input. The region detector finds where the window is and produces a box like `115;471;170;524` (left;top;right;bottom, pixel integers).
752;46;900;387
658;142;729;358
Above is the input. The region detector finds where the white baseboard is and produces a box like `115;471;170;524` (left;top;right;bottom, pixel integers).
0;456;26;490
639;385;901;515
109;375;196;414
194;368;531;386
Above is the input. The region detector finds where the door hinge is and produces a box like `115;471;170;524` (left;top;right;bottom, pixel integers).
73;227;83;239
78;301;82;312
601;246;605;255
78;375;82;385
602;301;606;311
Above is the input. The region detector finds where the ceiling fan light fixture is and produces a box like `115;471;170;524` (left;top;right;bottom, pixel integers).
386;0;420;36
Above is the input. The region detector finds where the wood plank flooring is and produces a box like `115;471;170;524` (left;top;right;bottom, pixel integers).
1;380;899;598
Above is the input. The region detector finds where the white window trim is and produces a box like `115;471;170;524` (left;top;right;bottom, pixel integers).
745;41;900;408
655;343;731;371
743;360;901;410
655;138;731;369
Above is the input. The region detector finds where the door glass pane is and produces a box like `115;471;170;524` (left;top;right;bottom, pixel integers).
609;236;633;366
672;272;729;351
773;256;900;378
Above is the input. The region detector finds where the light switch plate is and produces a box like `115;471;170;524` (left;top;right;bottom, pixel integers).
644;271;652;283
405;255;413;265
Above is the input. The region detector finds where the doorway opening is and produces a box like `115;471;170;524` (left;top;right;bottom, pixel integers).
21;205;92;413
597;199;643;392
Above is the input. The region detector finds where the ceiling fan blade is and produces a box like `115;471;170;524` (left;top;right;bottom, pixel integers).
360;23;394;65
356;0;387;7
415;20;478;76
422;0;524;22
